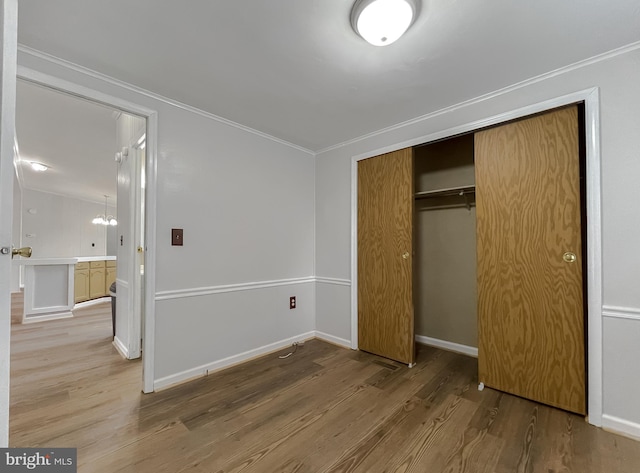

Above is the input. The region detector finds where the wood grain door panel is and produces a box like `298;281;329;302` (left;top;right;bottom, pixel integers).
358;148;415;365
475;106;586;414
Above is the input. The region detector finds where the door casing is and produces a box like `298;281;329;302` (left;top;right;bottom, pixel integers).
16;66;159;395
350;88;602;426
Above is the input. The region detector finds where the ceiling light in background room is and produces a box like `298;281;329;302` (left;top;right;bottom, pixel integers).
92;195;117;226
29;161;48;172
351;0;418;46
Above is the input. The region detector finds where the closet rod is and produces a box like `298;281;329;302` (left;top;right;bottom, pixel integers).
414;184;475;200
416;202;476;212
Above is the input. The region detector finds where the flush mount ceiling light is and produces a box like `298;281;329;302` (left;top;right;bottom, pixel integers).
28;161;48;172
351;0;419;46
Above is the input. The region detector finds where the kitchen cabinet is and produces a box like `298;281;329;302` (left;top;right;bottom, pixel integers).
74;262;90;303
89;260;106;299
74;259;116;303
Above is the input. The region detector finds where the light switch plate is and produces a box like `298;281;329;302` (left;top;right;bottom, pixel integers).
172;228;183;246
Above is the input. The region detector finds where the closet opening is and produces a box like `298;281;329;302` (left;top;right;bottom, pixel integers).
414;133;477;356
357;102;589;415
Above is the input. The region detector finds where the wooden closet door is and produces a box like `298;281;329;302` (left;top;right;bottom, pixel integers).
475;106;585;414
358;148;415;365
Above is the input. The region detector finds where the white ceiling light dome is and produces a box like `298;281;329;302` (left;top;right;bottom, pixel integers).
351;0;419;46
28;161;48;172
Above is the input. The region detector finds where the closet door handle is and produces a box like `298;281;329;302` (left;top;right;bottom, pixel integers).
563;252;577;263
402;252;410;260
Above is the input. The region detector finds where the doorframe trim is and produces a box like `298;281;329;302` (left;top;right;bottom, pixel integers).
350;87;602;426
17;66;158;394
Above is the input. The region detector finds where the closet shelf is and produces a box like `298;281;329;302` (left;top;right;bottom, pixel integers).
414;185;475;200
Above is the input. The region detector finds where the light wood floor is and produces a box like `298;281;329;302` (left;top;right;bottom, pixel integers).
9;297;640;472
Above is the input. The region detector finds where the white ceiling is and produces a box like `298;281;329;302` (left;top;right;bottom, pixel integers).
15;80;119;204
16;0;640;152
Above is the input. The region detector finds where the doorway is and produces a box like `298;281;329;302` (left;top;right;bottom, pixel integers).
12;68;157;394
13;79;145;357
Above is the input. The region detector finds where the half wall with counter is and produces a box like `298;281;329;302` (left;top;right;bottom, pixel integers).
15;256;116;323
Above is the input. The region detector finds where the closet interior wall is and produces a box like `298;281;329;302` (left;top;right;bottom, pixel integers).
414;134;478;348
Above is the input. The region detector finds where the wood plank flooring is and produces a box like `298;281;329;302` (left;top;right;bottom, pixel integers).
9;297;640;472
10;291;23;324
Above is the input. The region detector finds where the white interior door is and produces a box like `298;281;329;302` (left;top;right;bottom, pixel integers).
115;112;145;360
129;146;143;358
116;145;142;359
0;0;18;446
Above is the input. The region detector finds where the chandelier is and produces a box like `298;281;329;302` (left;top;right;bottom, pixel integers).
92;195;117;226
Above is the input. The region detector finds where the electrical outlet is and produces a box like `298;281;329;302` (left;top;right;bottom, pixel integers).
290;296;296;309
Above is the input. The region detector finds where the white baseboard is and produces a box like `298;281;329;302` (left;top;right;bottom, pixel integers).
314;331;351;348
415;335;478;358
154;331;316;391
153;333;477;392
112;336;129;359
73;297;111;310
22;312;73;324
602;414;640;441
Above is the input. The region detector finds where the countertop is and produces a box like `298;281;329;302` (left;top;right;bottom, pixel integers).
14;257;78;265
76;256;117;262
14;256;117;265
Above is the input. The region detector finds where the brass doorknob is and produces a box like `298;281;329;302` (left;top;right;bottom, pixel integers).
402;252;410;259
563;252;576;263
12;247;32;258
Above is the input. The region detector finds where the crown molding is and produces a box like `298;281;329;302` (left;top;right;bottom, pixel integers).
17;45;315;157
18;38;640;158
316;40;640;155
19;185;117;207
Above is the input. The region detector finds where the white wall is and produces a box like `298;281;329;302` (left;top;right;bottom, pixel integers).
106;225;117;256
16;48;316;388
21;188;115;258
155;282;315;387
315;46;640;433
150;103;316;384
